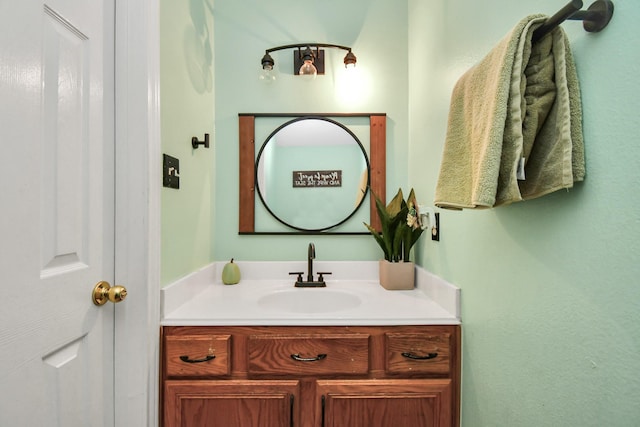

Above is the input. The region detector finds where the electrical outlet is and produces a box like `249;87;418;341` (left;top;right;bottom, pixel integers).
163;154;180;189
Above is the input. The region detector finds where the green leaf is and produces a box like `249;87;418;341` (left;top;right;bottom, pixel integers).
385;188;405;219
363;222;390;261
364;187;424;263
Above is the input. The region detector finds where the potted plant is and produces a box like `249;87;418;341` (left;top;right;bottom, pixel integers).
364;188;424;290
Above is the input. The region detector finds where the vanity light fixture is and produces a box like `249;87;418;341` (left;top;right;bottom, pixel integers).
260;43;357;79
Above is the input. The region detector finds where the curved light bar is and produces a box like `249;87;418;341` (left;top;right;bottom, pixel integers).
261;43;357;76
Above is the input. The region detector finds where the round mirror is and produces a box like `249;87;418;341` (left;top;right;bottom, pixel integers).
255;117;370;231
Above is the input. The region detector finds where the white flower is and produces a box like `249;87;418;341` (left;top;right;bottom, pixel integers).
406;203;420;230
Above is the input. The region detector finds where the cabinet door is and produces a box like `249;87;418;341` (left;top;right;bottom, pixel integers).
164;380;299;427
316;379;452;427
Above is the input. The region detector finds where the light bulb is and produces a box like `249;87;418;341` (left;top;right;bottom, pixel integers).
259;67;276;84
343;51;357;69
299;59;317;77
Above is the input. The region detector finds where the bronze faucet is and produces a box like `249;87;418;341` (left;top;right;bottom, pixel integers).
289;243;331;287
307;242;315;283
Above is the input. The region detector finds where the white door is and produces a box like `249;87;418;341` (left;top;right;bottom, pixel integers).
0;0;118;425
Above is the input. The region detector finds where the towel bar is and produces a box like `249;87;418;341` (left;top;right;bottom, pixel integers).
532;0;614;43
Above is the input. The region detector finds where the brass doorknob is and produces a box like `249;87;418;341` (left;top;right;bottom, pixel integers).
92;281;128;306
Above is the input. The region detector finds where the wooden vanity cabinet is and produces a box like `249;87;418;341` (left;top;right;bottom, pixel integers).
161;325;460;427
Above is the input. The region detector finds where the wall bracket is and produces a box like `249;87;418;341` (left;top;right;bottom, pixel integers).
192;133;210;149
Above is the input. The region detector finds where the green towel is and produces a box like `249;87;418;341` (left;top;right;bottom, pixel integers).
434;15;584;209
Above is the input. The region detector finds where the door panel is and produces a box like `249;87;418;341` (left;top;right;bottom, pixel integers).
0;0;115;425
41;4;91;277
317;379;453;427
164;380;300;427
42;336;92;426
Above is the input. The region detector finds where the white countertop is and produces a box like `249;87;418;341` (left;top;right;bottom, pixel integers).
161;261;460;326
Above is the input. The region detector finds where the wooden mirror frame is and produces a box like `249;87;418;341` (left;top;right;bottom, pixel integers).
239;113;386;234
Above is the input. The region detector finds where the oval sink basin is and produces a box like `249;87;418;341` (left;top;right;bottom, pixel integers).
257;288;362;314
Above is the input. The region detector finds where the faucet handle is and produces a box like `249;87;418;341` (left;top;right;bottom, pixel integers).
317;272;332;282
289;272;304;283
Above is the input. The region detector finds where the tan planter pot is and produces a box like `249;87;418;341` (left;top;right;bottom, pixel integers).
378;260;415;290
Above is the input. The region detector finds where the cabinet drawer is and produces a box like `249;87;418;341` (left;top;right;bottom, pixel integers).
248;334;370;376
164;335;231;377
385;332;451;375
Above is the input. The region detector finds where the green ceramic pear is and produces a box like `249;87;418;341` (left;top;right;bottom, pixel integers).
221;258;241;285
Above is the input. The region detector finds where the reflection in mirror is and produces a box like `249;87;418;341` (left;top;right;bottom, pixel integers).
256;117;369;231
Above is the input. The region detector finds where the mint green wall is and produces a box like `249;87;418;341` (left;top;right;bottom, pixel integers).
409;0;640;425
212;0;409;261
160;0;216;285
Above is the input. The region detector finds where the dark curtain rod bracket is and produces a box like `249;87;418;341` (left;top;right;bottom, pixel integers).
532;0;614;43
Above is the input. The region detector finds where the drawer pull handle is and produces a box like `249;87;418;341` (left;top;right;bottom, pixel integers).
290;353;327;362
179;355;216;364
401;351;438;360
